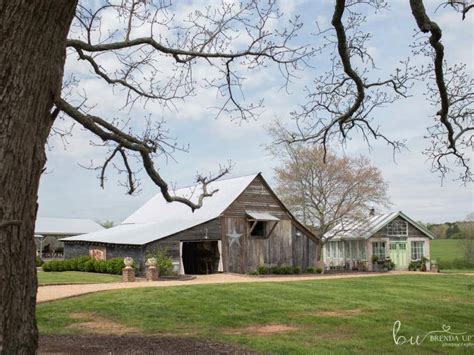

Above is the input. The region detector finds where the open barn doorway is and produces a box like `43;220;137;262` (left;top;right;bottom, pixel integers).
182;241;220;274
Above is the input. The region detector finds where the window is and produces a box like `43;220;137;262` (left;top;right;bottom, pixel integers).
330;241;337;258
249;221;266;237
386;220;408;236
372;242;386;259
411;241;424;260
358;240;366;259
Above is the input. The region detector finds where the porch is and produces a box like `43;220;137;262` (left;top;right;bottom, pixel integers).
323;239;368;271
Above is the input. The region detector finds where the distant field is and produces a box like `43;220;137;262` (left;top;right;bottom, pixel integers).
431;239;464;262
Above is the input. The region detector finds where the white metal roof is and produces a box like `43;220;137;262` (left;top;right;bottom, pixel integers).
246;211;279;221
61;173;259;245
35;217;105;236
323;211;436;241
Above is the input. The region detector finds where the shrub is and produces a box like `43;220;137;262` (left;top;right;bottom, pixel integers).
41;256;129;275
292;266;301;274
106;258;126;275
257;266;269;275
437;258;474;270
271;266;293;275
156;249;173;276
77;256;91;272
35;257;44;267
305;267;315;273
316;268;323;274
84;260;95;273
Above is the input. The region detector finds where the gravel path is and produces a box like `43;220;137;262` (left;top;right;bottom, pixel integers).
37;271;438;303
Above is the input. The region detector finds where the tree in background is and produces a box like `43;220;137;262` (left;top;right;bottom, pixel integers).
463;213;474;264
100;220;115;229
268;132;390;259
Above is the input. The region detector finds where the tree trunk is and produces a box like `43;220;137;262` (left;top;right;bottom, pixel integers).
0;1;77;353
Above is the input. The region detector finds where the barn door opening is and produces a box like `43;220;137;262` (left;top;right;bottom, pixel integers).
182;241;220;274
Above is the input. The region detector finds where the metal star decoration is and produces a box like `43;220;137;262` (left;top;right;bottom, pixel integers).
227;226;242;248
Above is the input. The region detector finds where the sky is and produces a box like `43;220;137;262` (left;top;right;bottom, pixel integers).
38;0;473;225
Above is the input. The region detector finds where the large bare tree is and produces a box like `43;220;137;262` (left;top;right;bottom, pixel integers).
268;134;390;260
276;0;473;184
0;1;307;353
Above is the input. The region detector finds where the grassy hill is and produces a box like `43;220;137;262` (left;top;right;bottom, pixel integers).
431;239;465;262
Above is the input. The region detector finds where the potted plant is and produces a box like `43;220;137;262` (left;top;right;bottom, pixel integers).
421;256;429;272
382;257;392;272
371;255;382;272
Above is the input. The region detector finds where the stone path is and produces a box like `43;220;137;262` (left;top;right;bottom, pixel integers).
37;271;440;303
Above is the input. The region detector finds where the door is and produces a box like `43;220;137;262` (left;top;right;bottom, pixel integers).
389;242;408;269
182;241;220;274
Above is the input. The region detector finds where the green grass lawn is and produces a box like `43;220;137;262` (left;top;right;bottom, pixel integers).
37;274;474;354
37;271;121;285
431;239;464;262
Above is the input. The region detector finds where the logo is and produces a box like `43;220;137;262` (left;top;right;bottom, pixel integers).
393;321;473;348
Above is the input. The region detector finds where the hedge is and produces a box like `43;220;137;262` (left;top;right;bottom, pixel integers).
436;258;474;270
254;265;301;275
42;256;131;275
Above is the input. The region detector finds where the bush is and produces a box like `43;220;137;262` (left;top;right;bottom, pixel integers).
257;266;269;275
35;257;44;267
271;266;293;275
437;258;474;270
305;267;315;273
292;266;301;274
316;268;323;274
106;257;126;275
156;249;173;276
41;256;128;275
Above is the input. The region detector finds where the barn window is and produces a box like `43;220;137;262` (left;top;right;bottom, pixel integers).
250;221;266;237
386;220;408;237
411;241;424;260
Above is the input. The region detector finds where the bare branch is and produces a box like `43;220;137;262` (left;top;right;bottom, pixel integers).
55;97;230;211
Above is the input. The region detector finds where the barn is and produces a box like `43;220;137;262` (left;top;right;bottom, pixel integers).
61;173;320;274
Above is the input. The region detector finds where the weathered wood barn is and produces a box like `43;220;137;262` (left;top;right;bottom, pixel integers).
62;173;320;274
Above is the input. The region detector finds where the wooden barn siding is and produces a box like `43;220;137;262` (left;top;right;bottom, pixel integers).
145;218;222;265
222;175;319;273
292;227;319;269
223;175;290;219
222;218;308;273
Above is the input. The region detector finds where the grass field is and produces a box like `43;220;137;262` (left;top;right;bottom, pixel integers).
37;271;121;285
431;239;465;262
37;274;474;354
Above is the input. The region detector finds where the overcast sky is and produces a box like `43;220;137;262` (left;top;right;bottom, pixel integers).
38;0;473;225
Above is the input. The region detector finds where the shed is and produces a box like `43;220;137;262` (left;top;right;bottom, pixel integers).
61;173;320;274
322;211;435;271
35;217;105;258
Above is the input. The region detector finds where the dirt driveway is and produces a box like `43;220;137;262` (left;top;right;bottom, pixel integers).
39;334;257;354
37;271;434;303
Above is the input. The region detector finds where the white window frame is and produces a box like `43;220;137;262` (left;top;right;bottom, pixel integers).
372;242;386;259
411;241;424;260
386;220;408;237
358;240;366;259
